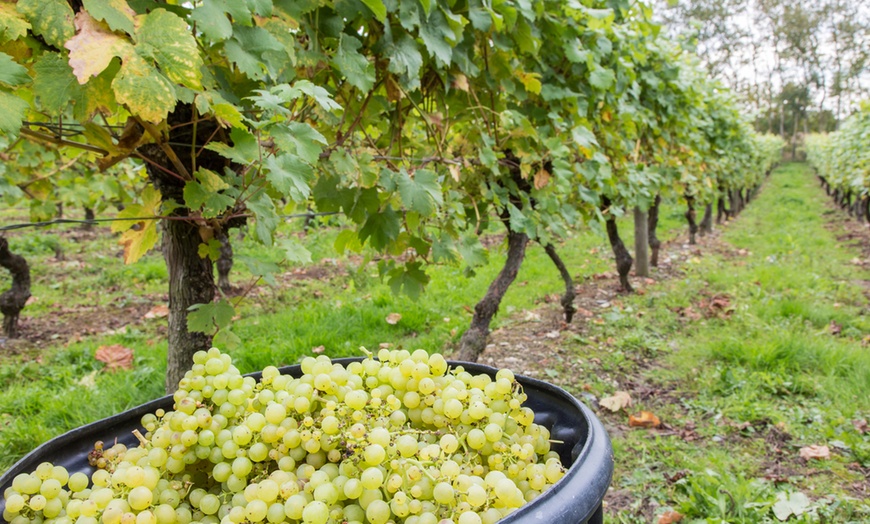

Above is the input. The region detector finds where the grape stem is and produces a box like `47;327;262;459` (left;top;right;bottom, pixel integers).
132;429;148;447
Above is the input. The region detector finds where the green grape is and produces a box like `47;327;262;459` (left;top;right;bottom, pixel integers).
199;494;220;515
432;482;454;505
244;499;268;522
301;500;328;524
5;493;25;513
364;499;390;524
128;486;153;511
359;468;384;490
68;472;89;493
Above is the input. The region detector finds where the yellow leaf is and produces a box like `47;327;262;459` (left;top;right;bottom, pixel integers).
112;186;161;264
65;11;134;84
453;74;469;92
515;71;542;95
119;218;158;264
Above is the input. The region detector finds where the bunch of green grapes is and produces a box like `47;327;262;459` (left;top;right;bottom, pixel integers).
3;348;566;524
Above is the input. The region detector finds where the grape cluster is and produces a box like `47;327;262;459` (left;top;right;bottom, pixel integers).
3;348;566;524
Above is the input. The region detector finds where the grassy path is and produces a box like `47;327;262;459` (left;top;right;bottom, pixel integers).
583;163;870;522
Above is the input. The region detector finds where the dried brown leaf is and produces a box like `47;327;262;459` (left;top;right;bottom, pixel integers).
144;304;169;319
629;411;661;428
95;344;134;371
533;169;551;190
657;511;684;524
599;391;632;412
386;313;402;325
799;445;831;460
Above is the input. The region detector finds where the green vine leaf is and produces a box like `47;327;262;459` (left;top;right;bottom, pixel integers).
187;299;235;334
359;0;387;22
17;0;74;49
136;8;203;90
111;52;176;123
0;90;29;136
81;0;135;35
33;52;82;115
0;3;31;42
398;169;442;216
0;52;29;86
189;2;233;43
334;35;375;92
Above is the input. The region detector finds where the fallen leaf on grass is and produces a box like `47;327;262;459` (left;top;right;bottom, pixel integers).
311;345;325;354
672;306;702;321
25;296;38;306
95;344;134;371
853;419;868;434
657;511;683;524
144;304;169;319
629;411;661;428
78;370;98;388
772;492;810;521
599;391;632;412
576;307;594;317
799;445;830;460
385;313;402;325
828;320;842;336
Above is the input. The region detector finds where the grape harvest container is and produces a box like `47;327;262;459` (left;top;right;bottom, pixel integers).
0;359;613;523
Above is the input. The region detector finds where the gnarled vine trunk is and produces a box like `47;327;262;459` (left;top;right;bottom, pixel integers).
633;207;649;278
602;196;633;292
716;193;728;224
455;229;529;362
648;194;662;267
217;230;234;294
699;202;713;236
82;207;96;231
138;104;232;392
685;195;698;245
162;218;214;392
0;237;31;338
729;189;740;217
456;151;533;363
543;243;575;323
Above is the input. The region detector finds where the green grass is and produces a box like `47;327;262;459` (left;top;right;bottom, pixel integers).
578;164;870;522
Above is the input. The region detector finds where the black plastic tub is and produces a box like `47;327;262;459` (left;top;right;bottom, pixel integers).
0;359;613;523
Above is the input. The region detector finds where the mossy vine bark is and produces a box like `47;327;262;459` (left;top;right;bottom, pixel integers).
0;237;31;339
